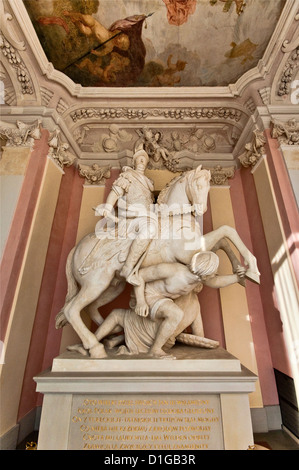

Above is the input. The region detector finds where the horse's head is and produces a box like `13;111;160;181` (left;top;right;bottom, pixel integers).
186;165;211;216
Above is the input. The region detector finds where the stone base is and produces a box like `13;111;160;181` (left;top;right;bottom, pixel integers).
34;345;257;450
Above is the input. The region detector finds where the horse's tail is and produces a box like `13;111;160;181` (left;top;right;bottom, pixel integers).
176;333;219;349
55;247;78;329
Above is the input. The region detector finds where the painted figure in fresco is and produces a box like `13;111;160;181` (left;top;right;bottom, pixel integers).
210;0;246;16
63;11;149;86
63;11;130;56
150;54;187;86
162;0;197;26
225;39;258;65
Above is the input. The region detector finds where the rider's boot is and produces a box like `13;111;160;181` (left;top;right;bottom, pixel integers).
119;238;150;286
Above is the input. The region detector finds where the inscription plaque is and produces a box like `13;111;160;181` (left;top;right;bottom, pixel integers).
69;394;223;450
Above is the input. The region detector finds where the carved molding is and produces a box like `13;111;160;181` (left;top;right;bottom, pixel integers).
0;64;17;105
0;1;25;51
277;46;299;96
281;12;299;53
258;86;271;105
40;87;54;106
0;119;41;147
57;98;69;115
70;107;243;123
0;32;33;95
78;163;111;185
238;128;266;168
48;130;77;169
271;118;299;145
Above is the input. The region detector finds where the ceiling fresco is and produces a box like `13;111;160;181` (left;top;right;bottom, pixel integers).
23;0;286;87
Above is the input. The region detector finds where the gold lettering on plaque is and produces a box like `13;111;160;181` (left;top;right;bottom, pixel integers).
69;395;223;450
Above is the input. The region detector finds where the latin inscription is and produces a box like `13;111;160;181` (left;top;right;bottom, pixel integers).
68;394;223;450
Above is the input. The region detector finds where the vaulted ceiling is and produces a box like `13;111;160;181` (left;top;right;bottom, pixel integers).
1;0;298;174
23;0;286;88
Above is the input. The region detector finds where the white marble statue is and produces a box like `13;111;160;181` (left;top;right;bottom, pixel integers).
56;150;260;358
85;251;247;359
93;148;157;285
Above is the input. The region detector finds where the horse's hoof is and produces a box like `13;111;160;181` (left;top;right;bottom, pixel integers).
89;343;107;358
245;270;260;284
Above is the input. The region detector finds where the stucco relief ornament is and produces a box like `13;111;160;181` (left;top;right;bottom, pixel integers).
209;165;235;185
0;32;33;95
48;130;76;169
271;119;299;146
0;2;25;51
238;128;266;168
135;127;179;171
0;119;41;147
277;46;299;97
78;163;111;185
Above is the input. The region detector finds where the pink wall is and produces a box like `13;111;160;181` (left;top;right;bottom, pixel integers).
18;165;83;420
264;129;299;288
231;169;280;405
0;130;49;342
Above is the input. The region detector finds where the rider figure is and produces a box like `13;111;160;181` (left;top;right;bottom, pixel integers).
96;148;157;286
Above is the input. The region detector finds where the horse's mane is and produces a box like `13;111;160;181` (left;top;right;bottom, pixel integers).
157;173;183;204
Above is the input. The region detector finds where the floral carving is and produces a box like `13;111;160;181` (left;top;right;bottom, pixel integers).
208;165;235;185
277;46;299;97
71;107;242;123
238;128;266;168
271;119;299;146
0;33;33;95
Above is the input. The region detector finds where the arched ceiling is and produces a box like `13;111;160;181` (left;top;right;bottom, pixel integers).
23;0;286;88
1;0;298;175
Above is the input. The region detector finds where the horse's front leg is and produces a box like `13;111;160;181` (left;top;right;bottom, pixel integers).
202;225;260;284
64;284;108;358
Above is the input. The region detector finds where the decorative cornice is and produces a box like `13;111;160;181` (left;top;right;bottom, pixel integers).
70;107;243;123
238;128;266;168
271;118;299;145
78;163;111;185
0;119;41;147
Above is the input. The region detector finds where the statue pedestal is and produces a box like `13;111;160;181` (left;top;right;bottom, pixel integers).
34;345;257;450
